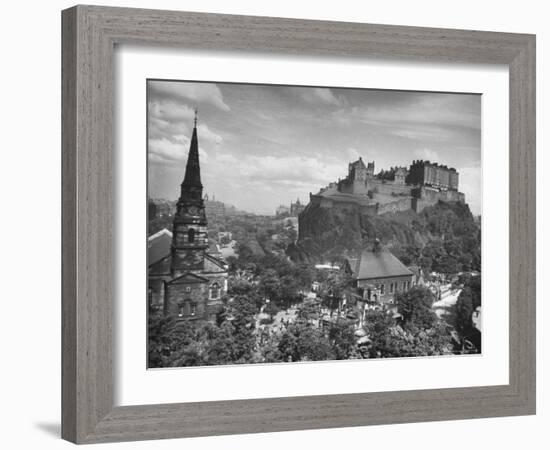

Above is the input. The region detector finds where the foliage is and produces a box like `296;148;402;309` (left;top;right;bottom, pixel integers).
327;320;359;360
263;301;280;317
277;322;335;362
227;295;258;362
297;200;481;275
454;275;482;352
362;309;452;358
297;298;321;322
319;270;351;313
395;286;437;330
259;317;274;325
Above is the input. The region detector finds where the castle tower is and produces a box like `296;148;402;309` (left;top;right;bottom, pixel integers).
170;111;208;276
366;161;375;177
348;157;369;194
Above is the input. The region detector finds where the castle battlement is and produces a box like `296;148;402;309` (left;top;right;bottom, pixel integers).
310;157;465;215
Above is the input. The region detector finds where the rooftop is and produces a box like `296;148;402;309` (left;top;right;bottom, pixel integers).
148;228;172;265
349;249;412;280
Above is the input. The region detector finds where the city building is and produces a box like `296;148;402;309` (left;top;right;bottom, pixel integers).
276;204;290;217
147;114;228;321
148;199;175;218
204;193;226;222
407;160;459;191
344;243;414;307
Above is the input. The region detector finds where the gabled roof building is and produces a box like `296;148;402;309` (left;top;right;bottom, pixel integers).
344;243;414;306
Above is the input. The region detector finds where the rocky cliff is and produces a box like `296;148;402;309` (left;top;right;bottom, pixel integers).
292;200;480;273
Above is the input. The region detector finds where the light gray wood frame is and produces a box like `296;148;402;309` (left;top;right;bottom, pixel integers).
61;5;536;444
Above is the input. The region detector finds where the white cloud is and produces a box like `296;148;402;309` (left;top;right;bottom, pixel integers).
149;138;187;162
149;101;194;122
413;148;441;162
198;124;223;145
149;137;208;164
458;166;482;216
149;81;230;111
215;154;342;187
346;147;361;161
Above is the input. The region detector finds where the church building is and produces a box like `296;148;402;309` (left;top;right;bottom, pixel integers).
148;114;228;321
344;241;414;306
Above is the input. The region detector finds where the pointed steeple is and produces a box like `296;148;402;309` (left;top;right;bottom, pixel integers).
171;110;208;276
182;109;202;188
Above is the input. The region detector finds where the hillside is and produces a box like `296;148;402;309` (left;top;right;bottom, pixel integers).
293;201;481;274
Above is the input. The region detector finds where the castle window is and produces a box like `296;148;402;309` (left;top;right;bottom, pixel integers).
188;228;195;243
210;283;220;299
390;283;394;293
190;303;197;316
178;304;185;317
185;286;191;293
380;284;385;295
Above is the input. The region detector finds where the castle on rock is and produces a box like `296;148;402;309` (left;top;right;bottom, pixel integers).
308;157;465;215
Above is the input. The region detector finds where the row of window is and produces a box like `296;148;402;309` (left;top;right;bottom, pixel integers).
177;283;221;318
381;280;412;295
182;283;220;299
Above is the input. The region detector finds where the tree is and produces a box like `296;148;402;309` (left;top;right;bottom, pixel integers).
263;301;280;317
279;274;302;308
228;277;262;309
418;256;433;273
148;309;180;368
328;320;358;360
433;255;460;275
455;287;474;334
278;322;334;362
227;294;258;362
454;275;482;353
202;321;235;365
320;270;351;315
395;286;437;330
362;309;452;358
297;298;321;322
258;269;281;302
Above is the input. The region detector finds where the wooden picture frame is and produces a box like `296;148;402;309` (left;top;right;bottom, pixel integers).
61;5;536;444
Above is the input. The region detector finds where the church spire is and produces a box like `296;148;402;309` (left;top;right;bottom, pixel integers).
182;109;202;188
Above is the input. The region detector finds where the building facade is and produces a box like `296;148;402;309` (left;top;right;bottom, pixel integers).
276;204;290;217
345;246;414;307
148;115;228;322
407;160;459;191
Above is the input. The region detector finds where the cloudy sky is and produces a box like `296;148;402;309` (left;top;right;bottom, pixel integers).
148;80;481;215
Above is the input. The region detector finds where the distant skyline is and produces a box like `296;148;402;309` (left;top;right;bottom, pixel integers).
148;80;482;215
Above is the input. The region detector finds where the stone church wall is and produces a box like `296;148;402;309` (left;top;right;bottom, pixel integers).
164;281;209;319
357;274;414;303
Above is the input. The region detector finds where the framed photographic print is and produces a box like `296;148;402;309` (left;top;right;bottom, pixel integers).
62;5;536;444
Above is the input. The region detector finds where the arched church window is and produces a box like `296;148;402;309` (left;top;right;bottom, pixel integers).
210;283;220;299
188;228;195;243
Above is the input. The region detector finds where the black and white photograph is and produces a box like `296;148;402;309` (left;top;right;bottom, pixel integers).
147;80;482;368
